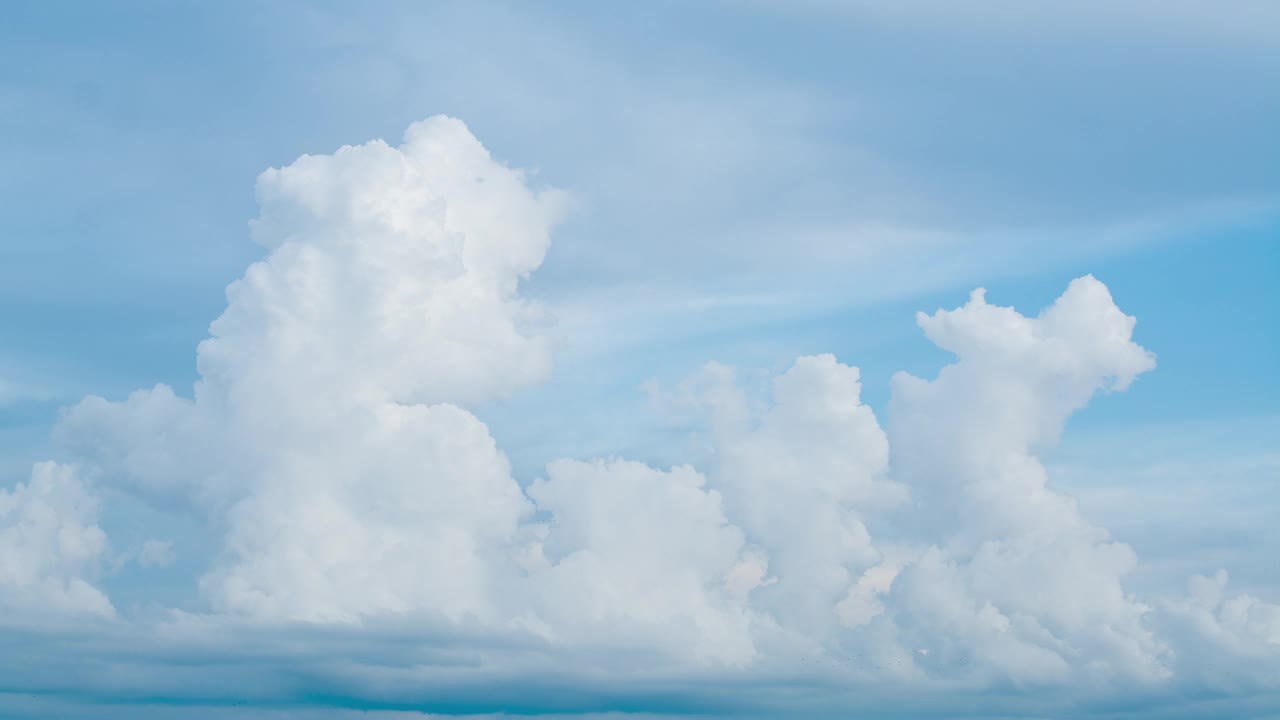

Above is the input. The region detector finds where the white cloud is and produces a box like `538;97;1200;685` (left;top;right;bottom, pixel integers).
203;401;531;623
238;115;567;409
57;116;564;623
0;462;113;619
677;355;906;638
878;277;1167;684
21;117;1279;710
1156;570;1280;689
524;458;759;664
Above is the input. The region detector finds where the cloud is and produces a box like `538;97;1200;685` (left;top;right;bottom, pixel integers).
674;355;906;639
0;461;113;619
57;117;564;624
639;280;1170;686
4;116;1277;716
525;458;759;665
878;277;1166;685
1156;570;1280;690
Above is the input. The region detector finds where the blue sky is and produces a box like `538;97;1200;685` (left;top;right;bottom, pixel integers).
1;1;1278;718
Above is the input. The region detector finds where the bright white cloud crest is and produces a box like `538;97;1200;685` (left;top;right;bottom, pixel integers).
7;118;1277;699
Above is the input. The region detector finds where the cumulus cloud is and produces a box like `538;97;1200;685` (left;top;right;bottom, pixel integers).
0;462;113;619
679;355;906;639
58;117;563;624
1157;570;1280;689
6;117;1277;714
877;277;1168;685
524;458;759;664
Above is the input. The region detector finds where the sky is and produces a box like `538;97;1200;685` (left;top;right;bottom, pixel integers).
0;1;1278;718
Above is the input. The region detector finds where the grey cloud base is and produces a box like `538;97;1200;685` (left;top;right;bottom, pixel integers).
2;117;1277;716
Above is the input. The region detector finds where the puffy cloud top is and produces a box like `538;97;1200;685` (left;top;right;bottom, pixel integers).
217;115;568;412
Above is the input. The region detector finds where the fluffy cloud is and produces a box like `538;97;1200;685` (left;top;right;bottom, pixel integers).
877;277;1168;685
6;117;1276;714
48;118;755;660
58;117;563;623
1157;570;1280;689
524;459;759;664
681;355;905;639
0;462;113;619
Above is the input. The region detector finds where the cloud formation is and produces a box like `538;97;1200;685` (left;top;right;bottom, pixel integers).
878;278;1167;685
0;462;113;619
4;117;1277;715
